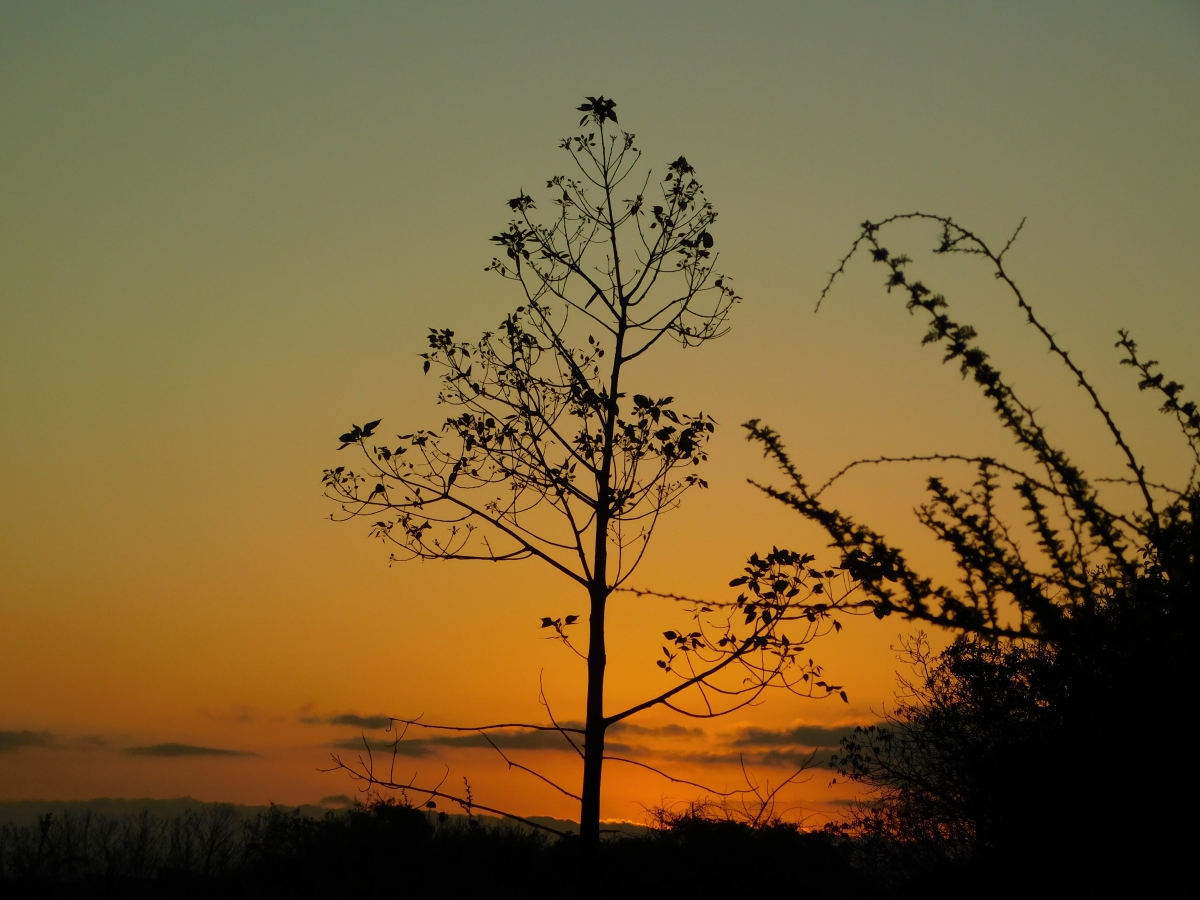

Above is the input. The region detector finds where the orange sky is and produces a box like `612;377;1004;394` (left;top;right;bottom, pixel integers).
2;2;1198;824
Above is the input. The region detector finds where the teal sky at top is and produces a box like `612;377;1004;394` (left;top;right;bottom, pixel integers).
1;1;1198;753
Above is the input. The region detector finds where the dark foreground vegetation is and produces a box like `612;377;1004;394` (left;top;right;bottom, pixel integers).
0;800;874;898
2;778;1183;898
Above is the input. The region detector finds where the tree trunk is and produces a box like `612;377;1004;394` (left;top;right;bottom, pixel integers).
579;582;607;847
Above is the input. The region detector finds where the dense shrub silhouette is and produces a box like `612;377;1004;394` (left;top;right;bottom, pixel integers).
829;637;1060;879
828;625;1190;889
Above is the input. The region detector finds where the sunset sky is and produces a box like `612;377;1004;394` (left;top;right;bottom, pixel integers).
2;1;1198;824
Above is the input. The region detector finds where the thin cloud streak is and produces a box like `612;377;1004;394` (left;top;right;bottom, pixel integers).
331;729;618;755
301;713;394;729
325;721;863;770
728;725;860;749
608;723;705;739
123;743;256;758
0;731;52;752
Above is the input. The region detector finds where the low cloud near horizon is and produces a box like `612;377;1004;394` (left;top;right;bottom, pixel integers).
0;730;52;752
123;743;256;758
324;720;868;769
728;725;860;750
302;713;394;730
331;727;599;756
607;722;704;739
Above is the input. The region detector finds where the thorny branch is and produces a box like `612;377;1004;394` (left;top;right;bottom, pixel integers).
751;213;1198;640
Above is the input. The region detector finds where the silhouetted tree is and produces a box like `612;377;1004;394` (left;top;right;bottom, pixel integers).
747;213;1196;880
323;99;863;847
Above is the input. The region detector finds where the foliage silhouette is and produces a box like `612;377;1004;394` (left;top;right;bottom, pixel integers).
748;213;1196;883
323;98;864;847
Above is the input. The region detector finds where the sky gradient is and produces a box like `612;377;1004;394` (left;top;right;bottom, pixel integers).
2;1;1198;822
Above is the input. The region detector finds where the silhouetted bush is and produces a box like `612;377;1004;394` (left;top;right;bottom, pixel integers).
828;637;1057;880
